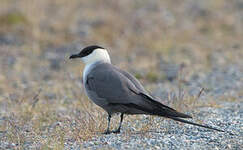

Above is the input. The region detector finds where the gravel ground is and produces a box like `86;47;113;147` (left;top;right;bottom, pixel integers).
73;65;243;150
1;51;242;150
0;1;243;149
0;46;242;150
69;102;242;150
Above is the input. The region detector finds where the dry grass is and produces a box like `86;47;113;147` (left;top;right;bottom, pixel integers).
0;0;242;148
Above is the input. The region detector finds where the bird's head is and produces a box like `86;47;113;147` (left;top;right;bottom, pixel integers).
69;45;111;64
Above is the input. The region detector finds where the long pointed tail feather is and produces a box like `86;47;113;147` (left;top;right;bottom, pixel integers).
124;93;234;134
169;117;225;132
139;93;232;133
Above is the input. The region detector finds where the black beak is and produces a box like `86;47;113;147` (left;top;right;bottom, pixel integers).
69;54;81;59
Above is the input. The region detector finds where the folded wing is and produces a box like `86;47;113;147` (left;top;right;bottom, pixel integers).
86;62;191;118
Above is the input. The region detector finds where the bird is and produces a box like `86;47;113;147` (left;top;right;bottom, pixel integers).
69;45;225;134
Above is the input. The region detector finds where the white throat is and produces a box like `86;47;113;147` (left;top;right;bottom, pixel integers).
82;48;111;81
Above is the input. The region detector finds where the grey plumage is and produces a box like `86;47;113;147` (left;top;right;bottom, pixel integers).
70;45;226;134
85;61;191;118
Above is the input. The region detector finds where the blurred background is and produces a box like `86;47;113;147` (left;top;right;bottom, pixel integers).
0;0;242;148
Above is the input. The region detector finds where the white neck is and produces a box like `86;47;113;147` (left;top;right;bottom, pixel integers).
82;49;111;81
81;48;111;65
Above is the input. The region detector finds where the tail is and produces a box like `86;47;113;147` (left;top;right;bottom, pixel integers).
139;93;229;133
169;117;225;132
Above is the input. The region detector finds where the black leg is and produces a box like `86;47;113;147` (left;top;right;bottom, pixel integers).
103;114;111;134
112;113;124;133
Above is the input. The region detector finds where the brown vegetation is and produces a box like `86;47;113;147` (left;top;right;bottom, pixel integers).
0;0;242;149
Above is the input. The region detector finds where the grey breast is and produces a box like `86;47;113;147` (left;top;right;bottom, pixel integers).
83;61;110;107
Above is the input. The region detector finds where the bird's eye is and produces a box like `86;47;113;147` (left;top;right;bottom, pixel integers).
80;49;93;57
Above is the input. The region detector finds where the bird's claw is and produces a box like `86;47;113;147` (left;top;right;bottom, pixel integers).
111;129;120;134
103;129;121;134
103;130;111;134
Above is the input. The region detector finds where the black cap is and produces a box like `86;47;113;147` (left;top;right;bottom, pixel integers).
69;45;104;59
